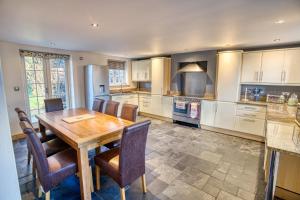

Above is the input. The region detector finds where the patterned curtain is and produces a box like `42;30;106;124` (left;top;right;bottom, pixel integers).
108;60;125;70
19;49;70;60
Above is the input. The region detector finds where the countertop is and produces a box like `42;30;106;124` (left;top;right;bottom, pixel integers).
266;120;300;157
237;100;297;123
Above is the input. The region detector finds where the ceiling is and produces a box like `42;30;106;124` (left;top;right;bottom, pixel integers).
0;0;300;58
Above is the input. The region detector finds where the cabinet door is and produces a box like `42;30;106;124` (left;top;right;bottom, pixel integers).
284;49;300;84
200;100;217;126
234;117;265;136
261;50;284;83
162;96;173;118
241;52;262;83
217;51;242;102
131;61;139;81
151;58;164;95
214;102;236;130
140;60;151;81
150;95;162;116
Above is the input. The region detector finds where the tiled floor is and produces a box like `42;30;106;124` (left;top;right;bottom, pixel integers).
14;117;266;200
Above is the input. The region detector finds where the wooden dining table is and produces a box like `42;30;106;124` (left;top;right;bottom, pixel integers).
36;108;133;200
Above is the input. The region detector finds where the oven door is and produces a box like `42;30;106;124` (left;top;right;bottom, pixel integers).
173;101;189;117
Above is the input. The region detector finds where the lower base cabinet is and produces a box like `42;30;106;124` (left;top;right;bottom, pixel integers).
234;116;265;136
214;101;237;130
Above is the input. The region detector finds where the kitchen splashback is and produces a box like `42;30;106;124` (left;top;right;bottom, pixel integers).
240;84;300;101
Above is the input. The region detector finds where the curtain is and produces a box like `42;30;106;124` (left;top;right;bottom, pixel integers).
19;49;70;60
108;60;125;70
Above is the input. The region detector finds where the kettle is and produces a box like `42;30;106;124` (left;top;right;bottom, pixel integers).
288;93;298;106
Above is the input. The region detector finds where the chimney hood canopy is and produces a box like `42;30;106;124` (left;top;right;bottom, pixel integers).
177;61;207;73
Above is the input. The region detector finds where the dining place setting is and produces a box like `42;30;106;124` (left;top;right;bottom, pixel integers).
15;98;151;200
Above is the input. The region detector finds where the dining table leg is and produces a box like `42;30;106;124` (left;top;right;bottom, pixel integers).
77;146;91;200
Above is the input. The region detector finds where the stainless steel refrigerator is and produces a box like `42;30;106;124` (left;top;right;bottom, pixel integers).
85;64;110;110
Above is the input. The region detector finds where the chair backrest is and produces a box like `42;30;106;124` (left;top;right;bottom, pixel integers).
104;100;120;117
119;120;151;187
44;98;64;112
17;111;32;125
121;103;138;122
92;99;105;112
19;121;49;182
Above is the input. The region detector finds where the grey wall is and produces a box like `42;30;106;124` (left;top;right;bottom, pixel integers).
170;50;217;96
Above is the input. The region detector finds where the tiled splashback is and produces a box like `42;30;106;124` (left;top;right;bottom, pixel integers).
137;82;151;92
240;84;300;101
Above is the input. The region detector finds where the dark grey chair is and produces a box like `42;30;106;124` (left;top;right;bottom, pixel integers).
44;98;64;113
92;99;105;112
104;100;120;117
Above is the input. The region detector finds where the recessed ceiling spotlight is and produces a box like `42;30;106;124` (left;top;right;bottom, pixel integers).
275;20;285;24
49;42;56;46
90;23;99;28
273;38;281;42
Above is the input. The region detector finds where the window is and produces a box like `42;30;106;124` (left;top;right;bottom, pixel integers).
20;50;70;122
108;60;127;86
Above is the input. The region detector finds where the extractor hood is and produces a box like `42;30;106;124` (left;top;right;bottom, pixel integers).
177;61;207;73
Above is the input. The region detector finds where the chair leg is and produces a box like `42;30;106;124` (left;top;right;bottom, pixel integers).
90;166;94;193
141;174;147;193
27;151;31;165
95;165;100;190
45;191;50;200
120;187;126;200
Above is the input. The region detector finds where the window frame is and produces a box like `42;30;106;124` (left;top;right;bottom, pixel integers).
108;60;129;87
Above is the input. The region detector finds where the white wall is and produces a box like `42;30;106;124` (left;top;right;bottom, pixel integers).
0;57;21;200
0;41;134;135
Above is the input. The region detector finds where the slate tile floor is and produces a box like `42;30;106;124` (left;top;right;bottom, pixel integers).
14;117;266;200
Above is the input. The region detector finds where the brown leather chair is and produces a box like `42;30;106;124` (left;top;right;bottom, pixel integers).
92;99;105;112
104;104;138;149
19;121;94;200
104;100;120;117
44;98;64;112
94;120;151;200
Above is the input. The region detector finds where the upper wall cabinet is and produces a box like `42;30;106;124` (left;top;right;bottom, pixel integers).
241;52;262;83
241;48;300;85
260;50;285;83
217;51;242;102
284;49;300;84
132;59;151;82
151;57;171;95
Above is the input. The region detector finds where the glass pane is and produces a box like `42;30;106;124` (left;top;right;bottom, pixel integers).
29;97;39;110
24;57;34;70
36;84;45;96
35;71;44;83
30;109;39;123
51;70;58;82
37;97;45;109
26;71;36;84
27;84;37;97
34;57;43;70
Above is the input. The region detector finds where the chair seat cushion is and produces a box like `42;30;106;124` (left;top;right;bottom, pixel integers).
42;138;69;157
37;130;57;143
94;148;120;181
47;149;78;190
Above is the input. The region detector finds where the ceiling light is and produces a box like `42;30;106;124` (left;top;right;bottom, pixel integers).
273;38;281;42
275;20;285;24
90;23;99;28
49;42;56;46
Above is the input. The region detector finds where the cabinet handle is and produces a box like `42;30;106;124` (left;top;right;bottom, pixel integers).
259;71;263;82
283;71;286;83
243;113;256;117
281;71;284;82
244;106;256;110
242;118;256;123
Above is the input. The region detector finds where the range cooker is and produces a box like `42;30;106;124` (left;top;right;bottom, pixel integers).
172;96;201;127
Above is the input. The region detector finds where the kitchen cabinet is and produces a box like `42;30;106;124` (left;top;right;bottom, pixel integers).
283;49;300;84
139;94;152;113
216;51;242;102
241;52;262;83
200;100;217;126
162;96;173;118
132;60;151;82
260;50;285;83
234;117;265;136
111;94;139;116
214;101;236;130
151;57;171;95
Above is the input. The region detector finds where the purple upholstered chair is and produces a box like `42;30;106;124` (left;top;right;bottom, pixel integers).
92;99;105;112
94;120;151;200
44;98;64;113
104;100;120;117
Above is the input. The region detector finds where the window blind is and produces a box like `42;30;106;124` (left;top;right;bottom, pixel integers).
108;60;125;70
19;49;70;60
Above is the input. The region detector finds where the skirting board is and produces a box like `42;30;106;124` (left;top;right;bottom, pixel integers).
201;125;264;142
11;132;26;141
138;112;173;122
